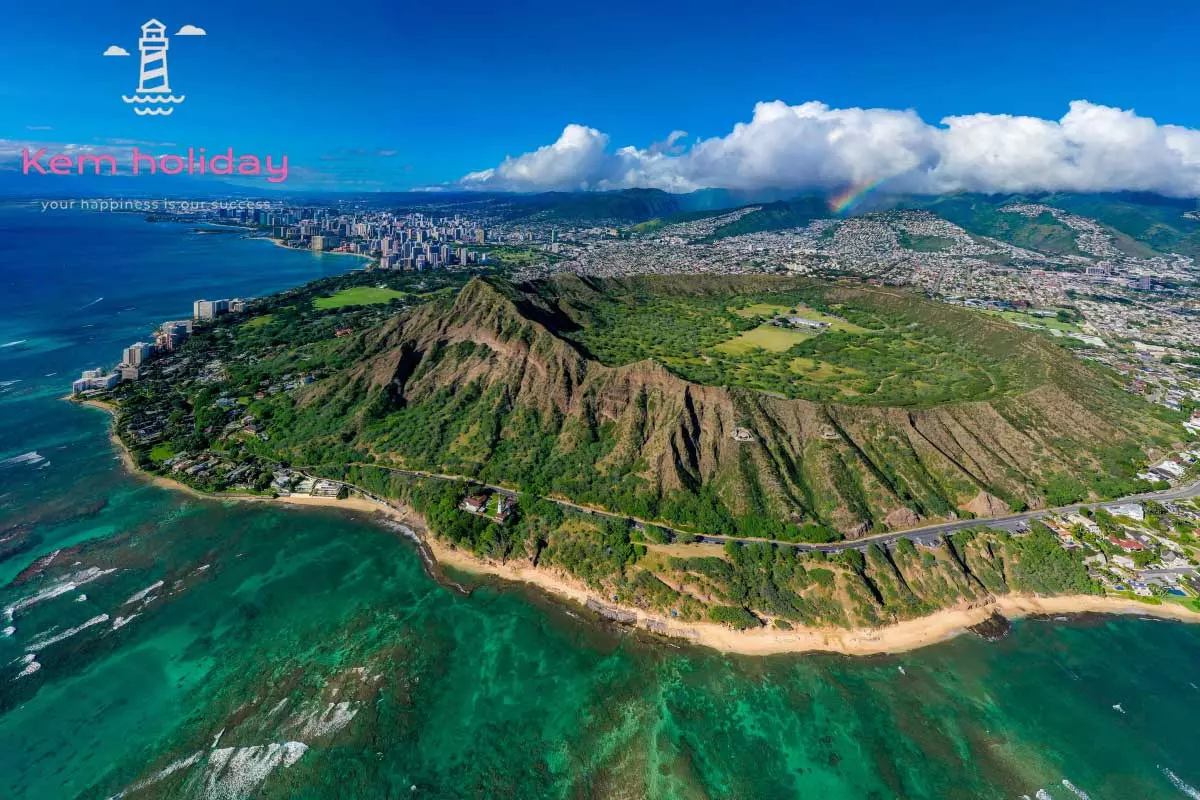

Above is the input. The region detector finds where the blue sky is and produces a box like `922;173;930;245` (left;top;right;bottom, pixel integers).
1;0;1198;192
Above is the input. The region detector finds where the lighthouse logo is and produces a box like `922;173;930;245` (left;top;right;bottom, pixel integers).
103;20;206;117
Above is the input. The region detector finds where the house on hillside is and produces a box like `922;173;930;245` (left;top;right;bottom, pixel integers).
496;495;515;522
1108;536;1144;552
462;494;488;514
1104;503;1144;522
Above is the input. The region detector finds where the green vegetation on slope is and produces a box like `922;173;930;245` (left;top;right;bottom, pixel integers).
557;280;1033;406
110;273;1179;554
703;196;831;240
908;195;1084;257
314;286;407;309
1045;193;1200;259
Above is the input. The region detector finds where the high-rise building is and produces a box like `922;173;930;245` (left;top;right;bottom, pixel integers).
474;228;485;244
72;369;121;394
157;320;192;351
194;299;231;321
311;235;326;252
123;342;154;367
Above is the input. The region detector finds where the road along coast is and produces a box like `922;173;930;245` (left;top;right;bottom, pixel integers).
72;395;1200;657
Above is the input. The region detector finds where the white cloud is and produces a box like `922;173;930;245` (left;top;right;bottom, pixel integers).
175;24;206;36
461;124;614;191
459;100;1200;197
102;45;130;56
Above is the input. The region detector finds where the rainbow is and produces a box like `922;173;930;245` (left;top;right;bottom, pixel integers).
828;177;890;214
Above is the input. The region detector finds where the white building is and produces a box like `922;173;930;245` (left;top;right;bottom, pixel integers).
122;342;154;367
193;299;231;321
71;369;121;394
1104;503;1145;522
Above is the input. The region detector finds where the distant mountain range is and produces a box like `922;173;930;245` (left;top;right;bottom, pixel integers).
3;171;1196;260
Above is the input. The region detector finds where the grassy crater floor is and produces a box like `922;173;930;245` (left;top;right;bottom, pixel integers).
560;286;1023;406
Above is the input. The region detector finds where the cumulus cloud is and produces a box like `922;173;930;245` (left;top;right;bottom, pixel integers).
459;101;1200;197
461;124;615;191
102;45;130;56
175;24;206;36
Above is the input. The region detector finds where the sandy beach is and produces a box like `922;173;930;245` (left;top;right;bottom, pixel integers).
265;237;374;263
73;395;1200;656
424;538;1200;655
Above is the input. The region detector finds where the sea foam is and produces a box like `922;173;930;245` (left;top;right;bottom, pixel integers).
27;614;109;652
290;701;359;738
124;580;165;606
5;567;116;620
202;741;308;800
1163;767;1200;799
1062;778;1091;798
0;451;45;469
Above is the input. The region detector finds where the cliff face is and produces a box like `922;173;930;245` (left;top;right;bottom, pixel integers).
295;276;1174;537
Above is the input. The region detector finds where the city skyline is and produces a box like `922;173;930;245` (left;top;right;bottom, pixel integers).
0;0;1198;193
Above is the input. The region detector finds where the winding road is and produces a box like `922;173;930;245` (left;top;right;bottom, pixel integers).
304;462;1200;554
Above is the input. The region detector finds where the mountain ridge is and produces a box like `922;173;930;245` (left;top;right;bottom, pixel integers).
278;275;1178;540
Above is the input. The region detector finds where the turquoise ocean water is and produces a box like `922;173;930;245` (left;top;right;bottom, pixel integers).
2;203;1200;799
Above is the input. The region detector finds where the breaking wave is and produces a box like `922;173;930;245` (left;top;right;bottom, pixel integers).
0;451;45;469
124;580;164;606
1062;778;1091;798
27;614;109;652
203;741;308;800
1163;767;1200;799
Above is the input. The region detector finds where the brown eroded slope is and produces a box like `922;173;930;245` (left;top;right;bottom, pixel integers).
286;276;1175;538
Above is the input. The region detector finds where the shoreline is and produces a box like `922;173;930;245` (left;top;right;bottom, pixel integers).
264;236;374;263
70;395;1200;657
424;538;1200;655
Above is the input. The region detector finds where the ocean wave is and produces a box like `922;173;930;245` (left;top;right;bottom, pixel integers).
109;751;204;799
0;451;45;469
1163;767;1200;799
289;700;359;738
0;379;21;388
124;579;164;606
1035;791;1053;800
0;340;26;348
203;741;308;800
1062;778;1091;798
27;614;109;652
5;567;117;620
